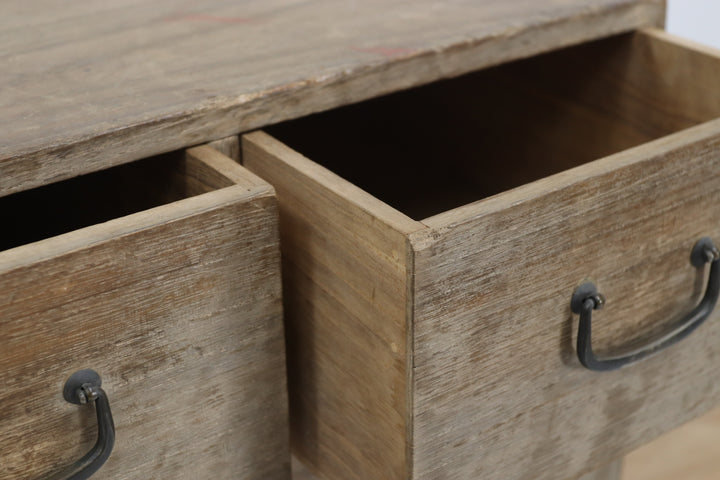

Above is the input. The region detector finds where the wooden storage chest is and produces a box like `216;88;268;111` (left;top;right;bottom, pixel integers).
5;1;719;479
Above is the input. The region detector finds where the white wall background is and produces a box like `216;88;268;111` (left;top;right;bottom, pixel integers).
667;0;720;48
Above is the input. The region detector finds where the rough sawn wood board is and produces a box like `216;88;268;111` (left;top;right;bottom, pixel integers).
0;0;665;196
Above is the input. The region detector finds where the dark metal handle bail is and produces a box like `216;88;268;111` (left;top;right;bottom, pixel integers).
571;237;720;371
45;369;115;480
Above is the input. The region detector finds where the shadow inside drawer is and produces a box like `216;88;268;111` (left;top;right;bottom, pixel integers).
267;32;720;220
0;151;216;251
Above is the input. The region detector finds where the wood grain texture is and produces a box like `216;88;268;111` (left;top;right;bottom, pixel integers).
292;460;620;480
0;0;665;197
472;28;720;160
242;132;422;480
185;144;269;192
292;456;320;480
580;461;623;480
0;150;289;479
410;118;720;480
623;406;720;480
207;135;241;163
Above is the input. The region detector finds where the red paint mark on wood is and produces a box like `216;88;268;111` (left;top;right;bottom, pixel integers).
164;13;254;24
351;46;417;58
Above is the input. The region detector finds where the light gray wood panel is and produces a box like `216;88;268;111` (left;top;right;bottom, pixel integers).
208;135;241;163
292;453;623;480
0;154;289;479
580;460;623;480
0;0;665;197
410;118;720;480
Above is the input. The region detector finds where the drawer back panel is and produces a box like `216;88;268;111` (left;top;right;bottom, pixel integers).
0;149;237;252
267;30;720;222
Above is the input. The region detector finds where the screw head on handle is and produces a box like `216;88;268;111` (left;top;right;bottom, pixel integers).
691;237;719;268
63;369;102;405
571;282;603;314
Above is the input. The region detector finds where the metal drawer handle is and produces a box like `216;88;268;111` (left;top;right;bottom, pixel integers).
571;237;720;371
46;369;115;480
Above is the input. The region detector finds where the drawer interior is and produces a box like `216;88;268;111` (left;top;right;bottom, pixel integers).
0;150;235;251
266;30;720;220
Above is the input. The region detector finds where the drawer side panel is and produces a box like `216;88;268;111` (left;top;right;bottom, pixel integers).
243;132;419;480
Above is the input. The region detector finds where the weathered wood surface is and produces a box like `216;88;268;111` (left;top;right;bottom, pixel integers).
0;149;289;479
208;135;241;163
185;144;268;192
293;456;624;480
0;0;665;197
292;456;320;480
580;461;623;480
623;406;720;480
411;118;720;480
243;132;422;480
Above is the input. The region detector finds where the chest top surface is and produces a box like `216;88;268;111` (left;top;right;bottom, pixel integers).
0;0;664;197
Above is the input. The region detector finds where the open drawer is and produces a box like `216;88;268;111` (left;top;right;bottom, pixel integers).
0;145;289;479
242;29;720;480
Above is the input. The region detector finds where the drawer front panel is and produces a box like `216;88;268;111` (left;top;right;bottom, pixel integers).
410;119;720;480
0;149;289;479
